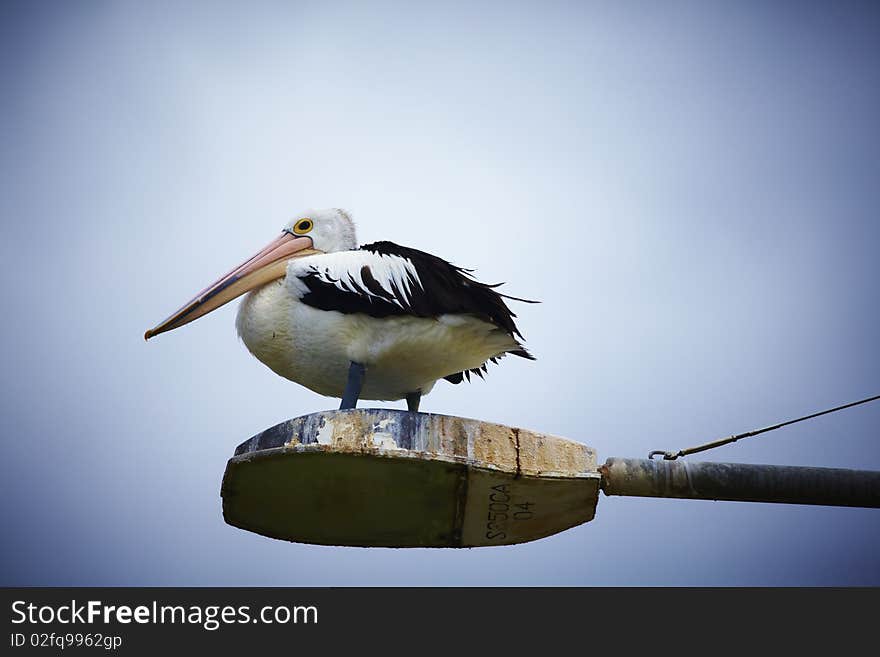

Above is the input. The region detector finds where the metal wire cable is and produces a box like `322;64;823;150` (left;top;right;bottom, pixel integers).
649;393;880;460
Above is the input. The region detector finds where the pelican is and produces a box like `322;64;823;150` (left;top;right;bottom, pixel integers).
145;209;535;411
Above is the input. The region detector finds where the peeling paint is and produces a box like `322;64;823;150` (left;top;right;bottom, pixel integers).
371;432;400;450
315;419;335;445
234;409;598;475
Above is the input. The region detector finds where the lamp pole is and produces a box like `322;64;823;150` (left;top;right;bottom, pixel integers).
600;458;880;508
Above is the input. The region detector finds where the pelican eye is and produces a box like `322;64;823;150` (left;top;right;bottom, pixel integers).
292;218;313;235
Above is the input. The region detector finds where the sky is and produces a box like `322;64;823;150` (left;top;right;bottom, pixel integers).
1;0;878;586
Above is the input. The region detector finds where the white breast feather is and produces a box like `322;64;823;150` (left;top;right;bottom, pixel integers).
286;251;423;308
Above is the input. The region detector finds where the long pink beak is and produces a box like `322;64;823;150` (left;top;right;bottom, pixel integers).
144;231;319;340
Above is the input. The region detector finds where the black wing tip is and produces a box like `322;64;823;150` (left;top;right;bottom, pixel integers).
499;292;541;304
444;346;536;385
510;347;537;361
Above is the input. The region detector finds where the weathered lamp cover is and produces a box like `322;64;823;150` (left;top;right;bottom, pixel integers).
222;409;601;547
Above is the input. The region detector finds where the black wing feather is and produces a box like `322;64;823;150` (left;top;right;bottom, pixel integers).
359;241;532;340
295;241;537;384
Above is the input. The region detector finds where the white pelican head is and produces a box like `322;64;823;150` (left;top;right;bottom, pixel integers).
145;208;356;339
285;208;357;253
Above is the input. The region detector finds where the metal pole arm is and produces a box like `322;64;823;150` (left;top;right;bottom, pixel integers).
600;458;880;508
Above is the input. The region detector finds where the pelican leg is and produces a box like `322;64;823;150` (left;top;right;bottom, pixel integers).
405;391;421;413
340;361;366;410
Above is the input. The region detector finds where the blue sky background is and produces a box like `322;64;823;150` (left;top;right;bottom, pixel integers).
1;0;878;585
